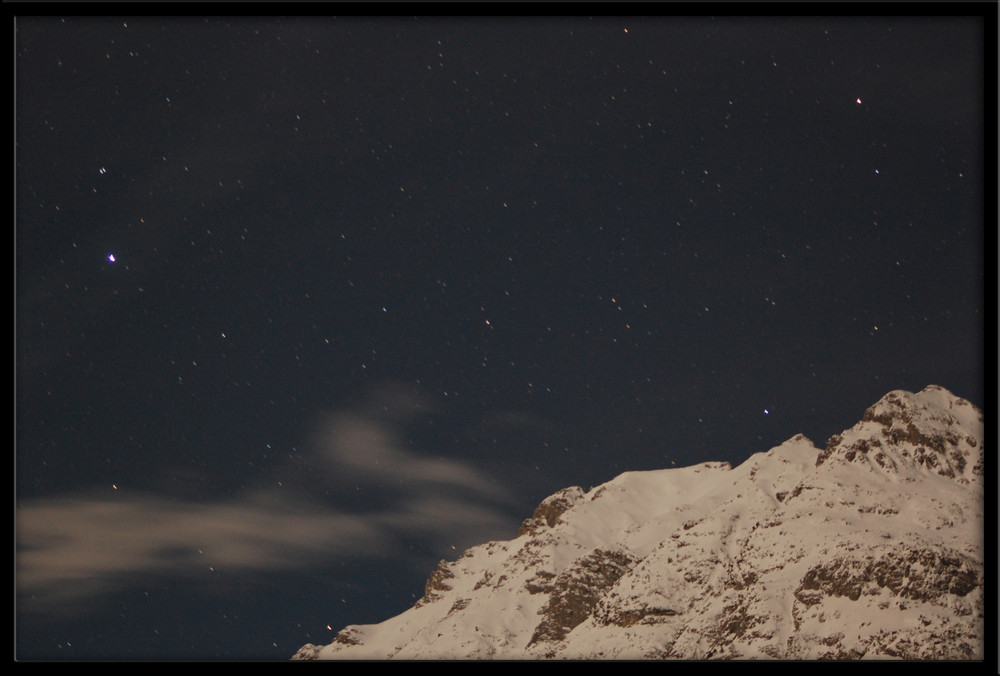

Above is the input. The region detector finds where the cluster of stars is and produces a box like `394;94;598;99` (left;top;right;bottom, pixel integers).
15;16;982;661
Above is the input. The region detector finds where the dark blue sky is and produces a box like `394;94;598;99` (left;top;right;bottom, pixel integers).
16;13;988;660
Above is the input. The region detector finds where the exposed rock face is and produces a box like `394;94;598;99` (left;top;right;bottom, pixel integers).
518;486;586;536
416;558;457;607
794;546;980;605
815;385;983;481
527;548;636;649
294;386;983;660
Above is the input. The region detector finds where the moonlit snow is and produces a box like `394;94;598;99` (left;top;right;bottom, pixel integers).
295;385;984;660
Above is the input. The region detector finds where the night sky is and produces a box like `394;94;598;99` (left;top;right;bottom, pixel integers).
15;13;987;660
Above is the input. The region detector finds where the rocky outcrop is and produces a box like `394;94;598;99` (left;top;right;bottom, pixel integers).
415;558;457;607
794;545;980;605
527;549;636;648
815;385;982;482
518;486;586;536
290;643;321;660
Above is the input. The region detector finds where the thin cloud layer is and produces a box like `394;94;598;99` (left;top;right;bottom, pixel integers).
16;494;393;612
16;384;521;614
313;412;510;499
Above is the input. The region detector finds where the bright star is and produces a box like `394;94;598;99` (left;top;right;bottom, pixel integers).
107;253;116;263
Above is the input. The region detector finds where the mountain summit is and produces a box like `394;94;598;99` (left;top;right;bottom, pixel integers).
293;385;984;660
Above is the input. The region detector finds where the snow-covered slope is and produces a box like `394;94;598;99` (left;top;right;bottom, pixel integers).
293;385;984;660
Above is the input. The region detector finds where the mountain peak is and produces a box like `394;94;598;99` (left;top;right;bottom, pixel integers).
294;386;984;660
815;385;983;482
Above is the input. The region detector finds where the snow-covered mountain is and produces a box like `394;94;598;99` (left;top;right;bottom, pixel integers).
293;385;984;660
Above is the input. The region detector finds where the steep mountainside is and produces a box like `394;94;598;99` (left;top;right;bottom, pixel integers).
293;385;984;660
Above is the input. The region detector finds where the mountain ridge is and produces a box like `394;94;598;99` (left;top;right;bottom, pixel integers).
293;385;984;660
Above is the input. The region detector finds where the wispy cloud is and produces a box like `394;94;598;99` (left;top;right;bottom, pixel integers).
16;383;521;614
